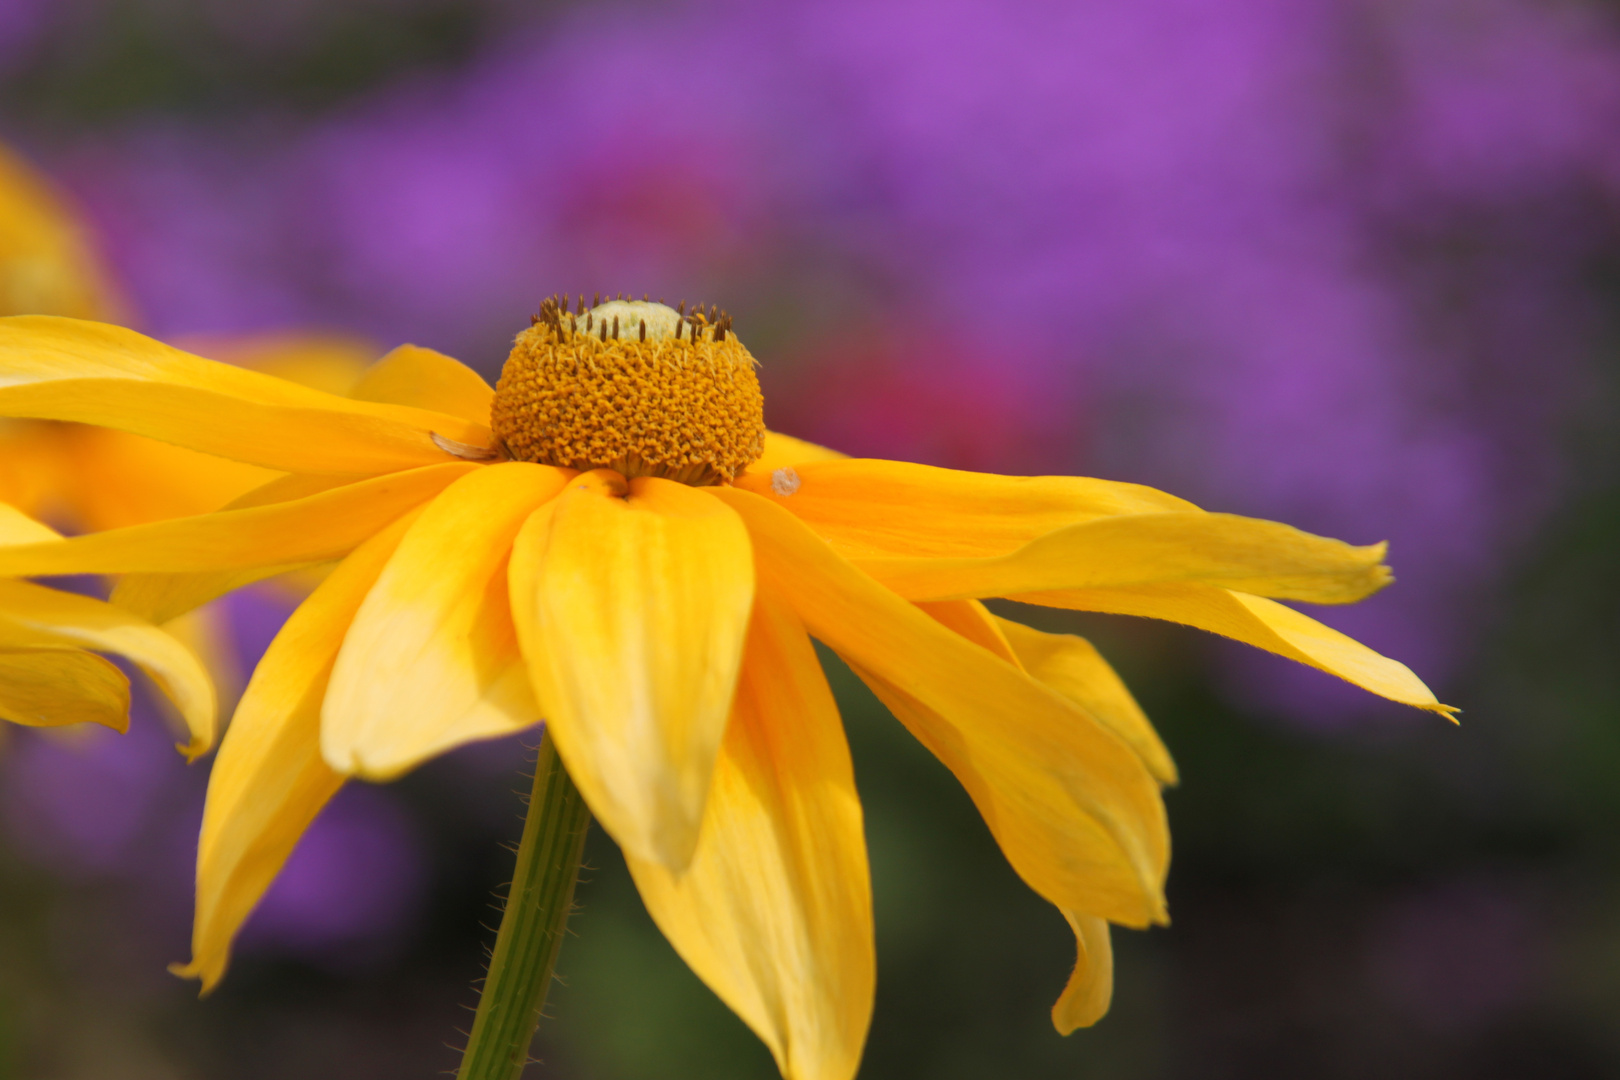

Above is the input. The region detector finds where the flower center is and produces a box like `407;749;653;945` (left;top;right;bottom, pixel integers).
490;295;766;485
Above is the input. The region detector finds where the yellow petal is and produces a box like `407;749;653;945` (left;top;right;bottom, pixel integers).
626;594;873;1080
50;425;280;531
109;474;367;622
1015;583;1454;715
744;431;848;475
735;458;1199;561
0;462;475;578
995;617;1177;786
913;598;1023;664
209;471;366;510
856;512;1392;605
708;487;1168;928
1052;911;1114;1034
510;471;754;870
0;420;65;519
0;578;215;755
173;508;421;991
0;501;60;545
350;344;495;425
113;563;320;626
0;646;130;730
0;316;490;474
0;143;124;320
321;463;570;779
915;599;1176;785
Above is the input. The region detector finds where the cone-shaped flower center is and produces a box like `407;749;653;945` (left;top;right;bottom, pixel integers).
490;296;766;486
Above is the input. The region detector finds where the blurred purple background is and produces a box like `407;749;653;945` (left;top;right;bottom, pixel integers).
4;0;1620;1077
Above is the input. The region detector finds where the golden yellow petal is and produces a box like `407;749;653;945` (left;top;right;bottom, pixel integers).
626;594;873;1080
0;578;215;755
109;474;364;622
0;143;124;321
856;512;1392;606
0;419;65;520
211;471;365;511
0;646;130;730
173;509;421;991
708;487;1168;928
734;458;1199;561
743;431;848;476
52;425;280;531
1052;911;1114;1034
0;316;490;473
0;462;475;578
350;344;495;425
113;564;320;627
913;598;1023;664
510;471;754;870
995;616;1177;786
0;501;60;545
321;463;570;779
1014;583;1455;715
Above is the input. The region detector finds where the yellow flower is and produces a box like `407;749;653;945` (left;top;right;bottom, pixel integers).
0;299;1450;1080
0;502;214;742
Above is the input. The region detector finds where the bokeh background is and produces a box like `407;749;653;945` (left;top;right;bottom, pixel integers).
2;0;1620;1076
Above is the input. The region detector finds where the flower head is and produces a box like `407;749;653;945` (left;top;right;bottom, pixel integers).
491;296;764;484
0;305;1449;1080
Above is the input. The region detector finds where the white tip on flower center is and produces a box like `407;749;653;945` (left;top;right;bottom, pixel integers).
582;300;683;341
771;467;801;496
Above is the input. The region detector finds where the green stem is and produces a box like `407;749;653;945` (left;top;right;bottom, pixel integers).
457;730;591;1080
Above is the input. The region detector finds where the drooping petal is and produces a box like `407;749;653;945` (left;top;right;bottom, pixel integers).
995;616;1177;786
855;512;1392;605
626;594;873;1080
0;646;129;730
743;431;847;476
734;458;1199;560
912;598;1022;664
0;316;490;473
915;599;1165;1022
0;501;59;544
708;487;1168;929
1052;912;1114;1034
0;463;475;578
510;471;754;870
350;344;495;424
1014;583;1454;715
0;578;215;755
174;509;420;991
321;463;569;779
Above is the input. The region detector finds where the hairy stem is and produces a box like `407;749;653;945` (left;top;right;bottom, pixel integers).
456;730;591;1080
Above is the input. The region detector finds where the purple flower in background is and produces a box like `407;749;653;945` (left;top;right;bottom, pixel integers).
48;0;1620;721
239;783;426;969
